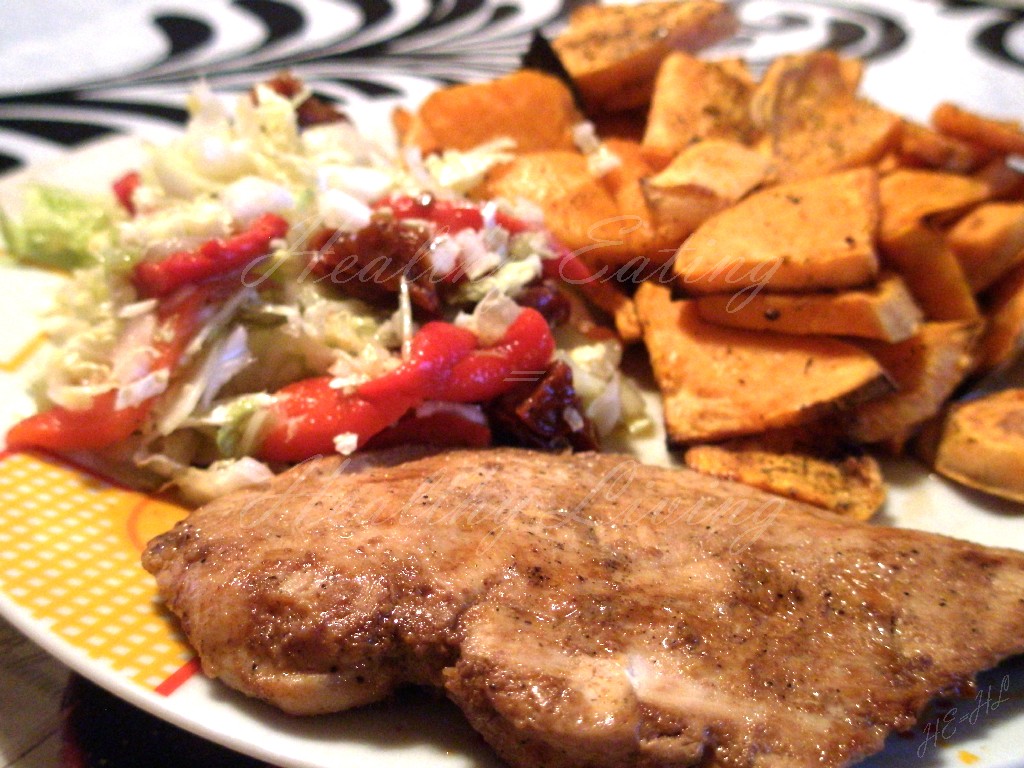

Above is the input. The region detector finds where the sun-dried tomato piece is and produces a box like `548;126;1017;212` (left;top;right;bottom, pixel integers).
308;215;440;314
260;72;349;128
488;360;599;452
514;279;571;327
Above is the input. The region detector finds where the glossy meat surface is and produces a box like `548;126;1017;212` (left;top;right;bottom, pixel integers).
143;449;1024;767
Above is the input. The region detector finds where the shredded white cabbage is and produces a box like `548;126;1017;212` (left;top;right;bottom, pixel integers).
455;290;522;346
333;432;360;456
317;188;372;231
558;330;651;439
115;369;169;410
10;78;647;500
154;325;253;436
220;176;296;223
454;229;502;280
572;120;622;177
173;458;274;506
449;254;542;304
423;139;516;194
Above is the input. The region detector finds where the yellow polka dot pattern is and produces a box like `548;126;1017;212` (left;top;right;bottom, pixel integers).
0;451;195;691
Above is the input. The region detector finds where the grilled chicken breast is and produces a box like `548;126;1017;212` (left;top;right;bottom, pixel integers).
144;448;1024;768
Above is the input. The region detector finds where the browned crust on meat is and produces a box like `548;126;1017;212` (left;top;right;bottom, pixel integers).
144;448;1024;768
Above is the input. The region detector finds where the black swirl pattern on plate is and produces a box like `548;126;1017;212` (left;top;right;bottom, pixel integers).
0;0;1015;174
975;14;1024;69
937;0;1024;71
0;0;569;171
722;0;908;68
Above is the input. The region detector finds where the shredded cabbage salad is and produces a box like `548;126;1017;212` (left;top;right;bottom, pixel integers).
0;79;649;504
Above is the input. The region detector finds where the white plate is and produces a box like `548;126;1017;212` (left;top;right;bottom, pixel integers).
3;3;1024;766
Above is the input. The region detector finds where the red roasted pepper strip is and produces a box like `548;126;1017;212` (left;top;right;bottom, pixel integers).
434;308;555;403
112;171;141;217
132;213;289;298
357;322;477;401
5;287;209;452
261;322;476;462
259;308;554;463
5;391;149;454
257;377;419;463
374;195;485;233
494;209;534;235
542;243;593;284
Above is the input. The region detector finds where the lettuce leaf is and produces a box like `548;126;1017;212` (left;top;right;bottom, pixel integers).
1;185;117;269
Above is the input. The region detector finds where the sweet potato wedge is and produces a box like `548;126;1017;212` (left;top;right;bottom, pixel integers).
641;52;756;165
477;149;644;339
878;169;992;242
932;389;1024;504
948;202;1024;293
636;282;892;443
641;139;774;247
751;52;901;182
932;102;1024;156
749;51;850;132
897;120;993;173
773;97;901;184
553;0;738;114
479;151;626;259
976;260;1024;374
401;70;581;155
684;438;886;521
847;321;982;450
645;138;774;202
599;138;688;263
673;167;880;294
879;224;980;321
975;156;1024;200
694;272;923;342
716;56;757;88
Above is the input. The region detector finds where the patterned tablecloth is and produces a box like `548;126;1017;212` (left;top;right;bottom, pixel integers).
2;1;1024;766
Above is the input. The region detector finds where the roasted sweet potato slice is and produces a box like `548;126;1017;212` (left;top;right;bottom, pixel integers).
932;389;1024;504
673;167;880;294
932;102;1024;156
948;202;1024;293
878;169;992;242
645;138;774;202
751;52;900;182
877;169;989;320
641;52;756;165
477;150;643;338
975;156;1024;200
694;272;922;342
715;56;757;87
636;282;892;443
391;105;414;146
642;139;774;248
976;260;1024;374
749;51;850;131
479;150;625;259
897;120;993;173
847;321;982;450
598;138;688;263
552;0;737;114
879;225;980;321
772;97;899;182
684;438;886;521
400;70;582;155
